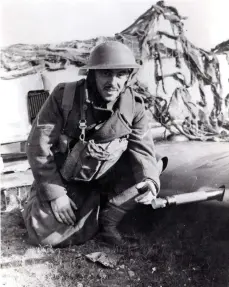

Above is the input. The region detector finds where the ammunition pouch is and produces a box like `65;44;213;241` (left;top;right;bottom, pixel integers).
60;137;128;182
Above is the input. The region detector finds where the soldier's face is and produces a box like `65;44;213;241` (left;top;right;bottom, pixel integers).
95;69;130;102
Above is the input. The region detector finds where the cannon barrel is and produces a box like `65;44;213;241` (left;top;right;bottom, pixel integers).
152;186;225;209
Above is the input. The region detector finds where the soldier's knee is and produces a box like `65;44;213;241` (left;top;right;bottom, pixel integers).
27;231;67;247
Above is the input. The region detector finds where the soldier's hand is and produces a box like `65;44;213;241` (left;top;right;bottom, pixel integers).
135;180;157;205
50;195;78;226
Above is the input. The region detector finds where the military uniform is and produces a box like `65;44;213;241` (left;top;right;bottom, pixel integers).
22;79;162;246
23;41;164;247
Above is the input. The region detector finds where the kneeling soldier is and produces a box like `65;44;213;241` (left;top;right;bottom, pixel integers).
23;41;166;248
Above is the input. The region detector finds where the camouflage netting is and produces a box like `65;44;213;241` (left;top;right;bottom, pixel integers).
117;1;229;141
1;1;229;141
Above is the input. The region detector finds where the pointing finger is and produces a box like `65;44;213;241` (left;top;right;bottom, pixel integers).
63;211;75;226
54;211;64;224
59;212;69;225
67;207;77;223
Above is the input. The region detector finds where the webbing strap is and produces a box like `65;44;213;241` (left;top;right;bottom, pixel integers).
79;81;88;142
61;79;85;133
61;81;78;132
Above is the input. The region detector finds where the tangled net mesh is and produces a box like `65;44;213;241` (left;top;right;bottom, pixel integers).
116;0;229;141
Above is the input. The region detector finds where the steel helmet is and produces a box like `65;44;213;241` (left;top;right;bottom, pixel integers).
82;41;140;70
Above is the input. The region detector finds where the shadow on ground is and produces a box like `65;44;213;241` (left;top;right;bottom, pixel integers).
124;201;229;287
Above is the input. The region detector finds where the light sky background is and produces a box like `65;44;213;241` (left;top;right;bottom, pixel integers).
0;0;229;50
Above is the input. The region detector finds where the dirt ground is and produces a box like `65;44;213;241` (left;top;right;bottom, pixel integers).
1;201;229;287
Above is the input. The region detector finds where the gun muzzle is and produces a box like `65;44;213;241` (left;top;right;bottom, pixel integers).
152;186;225;209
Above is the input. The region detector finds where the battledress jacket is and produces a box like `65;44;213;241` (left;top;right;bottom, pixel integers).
26;80;160;201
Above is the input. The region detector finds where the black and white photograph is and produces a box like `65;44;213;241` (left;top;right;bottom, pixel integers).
1;0;229;286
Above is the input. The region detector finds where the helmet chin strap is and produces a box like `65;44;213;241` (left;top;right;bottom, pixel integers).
125;68;139;89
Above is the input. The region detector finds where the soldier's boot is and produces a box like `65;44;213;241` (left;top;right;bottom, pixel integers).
99;203;139;248
99;157;168;248
99;185;140;248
